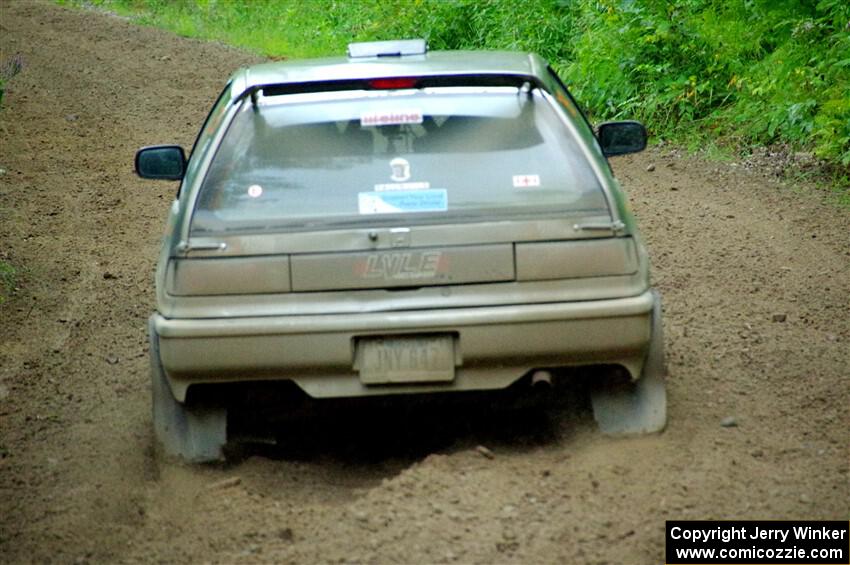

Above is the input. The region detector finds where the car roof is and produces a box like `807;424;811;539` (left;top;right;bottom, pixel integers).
228;50;551;101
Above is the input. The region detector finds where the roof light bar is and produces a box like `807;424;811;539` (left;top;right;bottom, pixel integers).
347;39;428;58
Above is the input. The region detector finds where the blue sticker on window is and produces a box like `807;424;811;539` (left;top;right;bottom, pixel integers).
358;189;448;214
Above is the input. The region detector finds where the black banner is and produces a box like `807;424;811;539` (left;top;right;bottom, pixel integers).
666;521;849;564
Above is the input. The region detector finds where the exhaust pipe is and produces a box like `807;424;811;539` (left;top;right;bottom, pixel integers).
531;370;553;389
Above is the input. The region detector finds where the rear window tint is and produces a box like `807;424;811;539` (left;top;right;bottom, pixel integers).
192;86;607;234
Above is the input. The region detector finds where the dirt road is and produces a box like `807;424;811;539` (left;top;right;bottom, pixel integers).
0;2;847;563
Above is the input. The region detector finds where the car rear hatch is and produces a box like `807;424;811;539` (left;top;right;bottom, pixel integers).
168;77;638;303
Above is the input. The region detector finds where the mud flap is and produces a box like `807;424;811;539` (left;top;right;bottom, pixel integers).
591;291;667;435
149;319;227;463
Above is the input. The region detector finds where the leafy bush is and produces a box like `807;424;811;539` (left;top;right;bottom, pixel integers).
565;0;850;167
71;0;849;169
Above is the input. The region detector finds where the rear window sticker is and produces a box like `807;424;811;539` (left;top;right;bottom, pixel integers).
374;181;431;192
389;157;411;182
358;189;448;215
247;184;263;198
512;174;541;188
361;109;423;127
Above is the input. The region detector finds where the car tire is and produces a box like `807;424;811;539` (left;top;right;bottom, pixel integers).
590;290;667;435
149;318;227;463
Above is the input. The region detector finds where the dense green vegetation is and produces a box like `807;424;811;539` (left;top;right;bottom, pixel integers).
70;0;849;174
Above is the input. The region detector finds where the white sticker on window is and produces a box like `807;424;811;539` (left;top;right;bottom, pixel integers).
374;181;431;192
247;184;263;198
512;174;541;188
389;157;411;182
358;189;448;215
361;109;423;127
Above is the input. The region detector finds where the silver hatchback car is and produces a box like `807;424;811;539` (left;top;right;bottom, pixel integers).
136;40;666;462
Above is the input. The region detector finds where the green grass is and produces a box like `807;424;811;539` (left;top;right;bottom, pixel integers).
1;53;25;108
0;260;16;304
1;53;23;304
65;0;849;186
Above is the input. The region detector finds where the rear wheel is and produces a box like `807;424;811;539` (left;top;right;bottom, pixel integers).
590;291;667;435
149;319;227;462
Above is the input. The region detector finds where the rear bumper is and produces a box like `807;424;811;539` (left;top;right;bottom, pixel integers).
153;290;656;402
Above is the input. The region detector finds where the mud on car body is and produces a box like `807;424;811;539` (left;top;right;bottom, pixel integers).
136;39;666;462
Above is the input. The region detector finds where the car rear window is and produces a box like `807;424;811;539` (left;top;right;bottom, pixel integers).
191;85;608;234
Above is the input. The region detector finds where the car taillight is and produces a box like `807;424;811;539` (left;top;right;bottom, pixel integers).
166;257;291;296
368;78;418;89
515;238;639;281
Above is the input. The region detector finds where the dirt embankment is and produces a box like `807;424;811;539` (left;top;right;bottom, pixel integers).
0;2;848;563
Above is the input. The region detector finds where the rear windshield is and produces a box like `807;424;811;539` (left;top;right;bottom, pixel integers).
191;86;607;234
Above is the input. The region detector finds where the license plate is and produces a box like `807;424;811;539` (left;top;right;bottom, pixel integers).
357;335;455;384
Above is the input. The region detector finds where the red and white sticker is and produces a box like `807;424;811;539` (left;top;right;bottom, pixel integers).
361;109;423;127
512;174;541;188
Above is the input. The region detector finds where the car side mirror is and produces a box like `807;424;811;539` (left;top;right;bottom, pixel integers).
135;145;186;180
597;121;647;156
